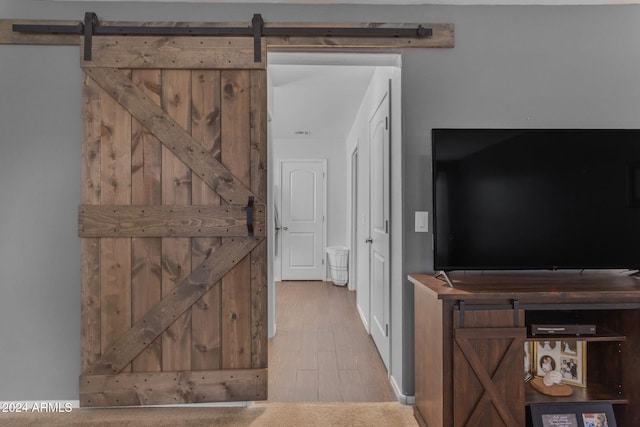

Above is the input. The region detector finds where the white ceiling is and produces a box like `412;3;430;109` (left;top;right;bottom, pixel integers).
269;64;375;140
269;53;402;141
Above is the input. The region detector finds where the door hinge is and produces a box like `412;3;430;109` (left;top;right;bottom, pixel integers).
385;324;389;337
385;220;389;234
385;116;389;130
322;258;325;265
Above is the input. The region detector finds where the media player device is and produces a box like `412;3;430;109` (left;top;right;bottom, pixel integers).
531;324;596;336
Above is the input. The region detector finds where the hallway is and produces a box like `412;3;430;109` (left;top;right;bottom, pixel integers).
268;281;395;402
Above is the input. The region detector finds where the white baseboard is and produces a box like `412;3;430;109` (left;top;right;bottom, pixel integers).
356;303;369;333
390;375;415;405
269;322;277;339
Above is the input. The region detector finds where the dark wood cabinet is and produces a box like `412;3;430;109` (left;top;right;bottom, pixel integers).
410;273;640;427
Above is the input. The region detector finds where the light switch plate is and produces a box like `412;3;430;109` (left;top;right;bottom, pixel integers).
415;211;429;233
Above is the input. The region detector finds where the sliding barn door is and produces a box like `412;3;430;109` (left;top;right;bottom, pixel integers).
452;310;525;427
78;36;267;407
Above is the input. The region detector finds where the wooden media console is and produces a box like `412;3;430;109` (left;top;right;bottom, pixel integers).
409;272;640;427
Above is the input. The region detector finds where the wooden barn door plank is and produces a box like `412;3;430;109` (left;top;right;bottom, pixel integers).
191;69;223;371
82;36;264;69
221;69;253;370
81;368;267;406
131;69;163;373
99;71;132;373
81;73;103;372
78;204;266;238
161;69;193;373
250;69;268;368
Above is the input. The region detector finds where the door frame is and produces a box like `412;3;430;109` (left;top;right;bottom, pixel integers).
275;158;327;282
349;146;359;292
267;53;402;380
266;53;403;343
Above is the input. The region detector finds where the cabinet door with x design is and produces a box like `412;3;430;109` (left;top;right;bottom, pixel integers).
452;310;526;427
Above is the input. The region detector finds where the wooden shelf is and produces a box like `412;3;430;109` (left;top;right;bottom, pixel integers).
527;327;626;342
525;381;627;405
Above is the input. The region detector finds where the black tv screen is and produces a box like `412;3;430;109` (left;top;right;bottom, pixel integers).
432;129;640;271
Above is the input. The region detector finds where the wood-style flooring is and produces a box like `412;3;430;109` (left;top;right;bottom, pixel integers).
268;281;395;403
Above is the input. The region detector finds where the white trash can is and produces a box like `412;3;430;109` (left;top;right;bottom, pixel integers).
326;246;349;286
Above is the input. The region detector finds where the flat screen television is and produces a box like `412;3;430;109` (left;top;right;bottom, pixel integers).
432;129;640;271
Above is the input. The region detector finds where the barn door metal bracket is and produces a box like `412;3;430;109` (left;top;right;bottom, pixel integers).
13;12;433;64
246;196;255;237
83;12;98;61
252;14;264;63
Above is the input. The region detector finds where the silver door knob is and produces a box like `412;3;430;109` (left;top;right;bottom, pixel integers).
282;226;288;231
365;238;373;244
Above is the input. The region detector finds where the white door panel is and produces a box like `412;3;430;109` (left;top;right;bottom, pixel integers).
281;160;326;280
369;90;390;370
371;250;386;337
289;232;318;267
289;170;317;221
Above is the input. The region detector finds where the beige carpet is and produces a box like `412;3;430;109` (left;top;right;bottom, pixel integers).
1;402;418;427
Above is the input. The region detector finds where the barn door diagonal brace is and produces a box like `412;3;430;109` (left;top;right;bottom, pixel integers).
13;12;434;63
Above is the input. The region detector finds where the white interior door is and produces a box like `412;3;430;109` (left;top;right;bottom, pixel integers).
369;91;390;369
280;159;326;280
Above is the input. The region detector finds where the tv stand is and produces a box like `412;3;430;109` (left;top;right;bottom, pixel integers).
409;272;640;427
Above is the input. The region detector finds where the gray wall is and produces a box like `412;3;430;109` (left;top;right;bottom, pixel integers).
0;43;81;400
1;1;640;401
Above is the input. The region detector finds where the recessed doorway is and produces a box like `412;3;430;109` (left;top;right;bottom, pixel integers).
267;52;401;401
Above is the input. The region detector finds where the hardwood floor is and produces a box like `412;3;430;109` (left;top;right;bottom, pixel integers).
268;281;395;403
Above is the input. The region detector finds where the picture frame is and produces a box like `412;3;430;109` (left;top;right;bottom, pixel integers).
530;402;617;427
532;340;586;387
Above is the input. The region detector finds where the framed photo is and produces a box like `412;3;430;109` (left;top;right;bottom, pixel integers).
532;340;586;387
530;402;617;427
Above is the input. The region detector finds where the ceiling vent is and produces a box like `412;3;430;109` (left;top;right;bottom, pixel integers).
293;130;311;136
